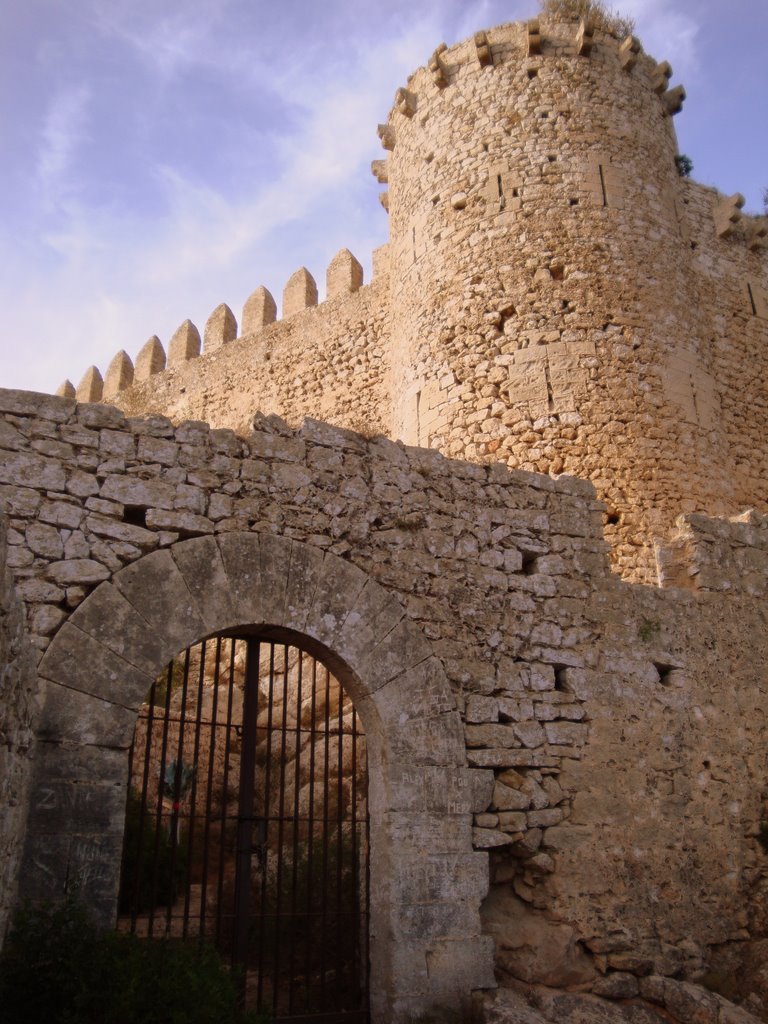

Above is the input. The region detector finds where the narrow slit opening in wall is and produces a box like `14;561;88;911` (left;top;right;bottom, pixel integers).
747;282;758;316
553;665;571;692
123;506;147;528
569;198;579;206
520;551;538;575
497;174;505;210
598;164;608;207
527;68;538;79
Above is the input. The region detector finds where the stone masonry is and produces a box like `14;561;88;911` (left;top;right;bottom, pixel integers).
3;10;768;1024
1;383;768;1020
54;16;768;587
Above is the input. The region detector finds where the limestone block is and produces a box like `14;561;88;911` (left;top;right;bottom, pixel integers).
371;159;388;184
377;123;395;151
482;889;596;987
0;450;66;491
144;508;214;535
395;87;416;118
527;19;541;56
240;285;276;336
56;380;75;399
167;319;201;366
619;34;641;71
0;390;67;422
26;775;127;836
474;30;492;66
76;365;103;403
281;540;326;633
134;336;166;380
326;248;363;299
662;84;686;115
67;581;169;676
378;190;389;211
748;278;768;319
170;536;237;636
714;193;745;239
45;558;111;585
428;43;448;87
38;682;135;747
111;547;207;659
203;302;237;352
100;474;176;509
576;19;594;56
651;60;673;94
103;350;134;399
282;267;318;318
217;532;265;626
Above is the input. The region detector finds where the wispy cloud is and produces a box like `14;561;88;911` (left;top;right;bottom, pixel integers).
36;85;91;209
622;0;700;76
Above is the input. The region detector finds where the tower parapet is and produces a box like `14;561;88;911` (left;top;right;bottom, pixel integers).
379;15;767;581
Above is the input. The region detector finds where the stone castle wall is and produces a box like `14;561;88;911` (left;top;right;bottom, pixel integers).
109;254;392;438
0;512;37;939
2;386;768;1011
54;17;768;589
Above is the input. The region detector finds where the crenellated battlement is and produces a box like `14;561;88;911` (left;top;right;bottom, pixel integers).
47;14;768;587
377;16;684;147
58;247;373;405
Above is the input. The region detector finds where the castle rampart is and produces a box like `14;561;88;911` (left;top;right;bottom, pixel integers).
2;385;768;1016
51;17;768;589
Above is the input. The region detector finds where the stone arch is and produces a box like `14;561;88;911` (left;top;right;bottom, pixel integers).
21;533;495;1022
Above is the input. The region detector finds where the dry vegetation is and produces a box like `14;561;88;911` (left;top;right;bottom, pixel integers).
539;0;636;39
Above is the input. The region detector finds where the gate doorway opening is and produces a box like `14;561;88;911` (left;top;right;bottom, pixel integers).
118;632;370;1023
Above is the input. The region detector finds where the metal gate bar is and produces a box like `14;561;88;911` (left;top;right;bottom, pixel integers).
119;634;370;1023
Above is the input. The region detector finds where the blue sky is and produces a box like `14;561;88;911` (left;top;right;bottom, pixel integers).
1;0;766;395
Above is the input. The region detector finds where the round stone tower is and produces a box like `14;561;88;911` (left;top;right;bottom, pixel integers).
379;16;765;582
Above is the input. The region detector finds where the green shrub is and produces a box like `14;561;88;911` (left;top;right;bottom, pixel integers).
0;899;265;1024
118;788;188;914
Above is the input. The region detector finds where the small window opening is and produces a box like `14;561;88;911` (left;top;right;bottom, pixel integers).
569;198;579;206
554;665;571;692
550;264;565;282
123;506;147;528
606;511;620;526
520;551;538;575
527;68;538;79
654;662;675;686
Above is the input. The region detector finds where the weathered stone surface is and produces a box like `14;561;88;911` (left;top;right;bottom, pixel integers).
134;336;166;380
482;890;596;987
203;303;237;352
103;350;134;399
327;248;363;299
45;559;111;585
167;319;201;366
282;267;318;317
241;285;277;334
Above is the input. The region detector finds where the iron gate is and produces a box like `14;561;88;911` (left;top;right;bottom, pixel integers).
119;634;370;1022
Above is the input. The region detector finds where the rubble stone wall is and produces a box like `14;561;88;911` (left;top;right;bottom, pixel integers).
1;387;768;1011
61;17;768;589
111;267;392;439
0;511;37;940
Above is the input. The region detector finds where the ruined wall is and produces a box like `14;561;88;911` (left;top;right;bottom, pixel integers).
2;386;768;1010
71;253;392;439
0;512;37;940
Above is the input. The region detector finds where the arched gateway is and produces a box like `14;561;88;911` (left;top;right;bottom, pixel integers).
20;534;495;1022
